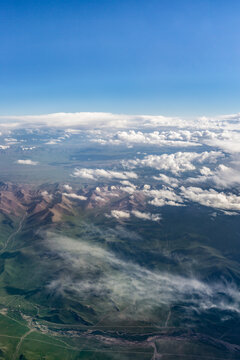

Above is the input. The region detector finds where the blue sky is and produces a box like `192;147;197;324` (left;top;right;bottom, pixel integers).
0;0;240;116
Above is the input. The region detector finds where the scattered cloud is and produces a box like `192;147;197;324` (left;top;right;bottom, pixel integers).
92;130;201;147
63;184;73;192
204;131;240;154
41;191;53;201
21;146;36;150
124;151;223;175
119;180;137;194
180;186;240;211
5;137;18;144
17;159;38;165
72;168;138;180
153;174;179;187
45;139;60;145
109;209;161;221
131;210;161;221
144;187;184;207
110;210;130;219
187;163;240;189
211;164;240;187
63;193;87;201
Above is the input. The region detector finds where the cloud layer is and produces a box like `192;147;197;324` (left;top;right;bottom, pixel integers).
0;111;240;132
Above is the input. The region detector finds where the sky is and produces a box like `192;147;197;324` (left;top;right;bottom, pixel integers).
0;0;240;116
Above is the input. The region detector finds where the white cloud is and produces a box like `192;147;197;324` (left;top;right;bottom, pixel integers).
204;131;240;153
120;186;136;194
211;164;240;188
45;233;240;316
221;211;240;216
144;187;184;207
63;193;87;201
63;184;73;192
72;168;138;180
17;159;38;165
119;181;137;194
125;151;222;175
5;137;18;143
21;146;36;150
153;174;179;187
0;112;182;130
187;163;240;189
1;111;240;130
131;210;161;221
41;191;53;200
93;130;201;147
199;166;213;176
45;139;60;145
120;180;136;187
0;112;239;136
181;186;240;211
110;210;130;219
143;184;151;190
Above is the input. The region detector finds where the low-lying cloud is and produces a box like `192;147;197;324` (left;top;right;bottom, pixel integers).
180;186;240;211
124;151;223;175
44;233;240;317
63;192;87;201
72;168;138;180
17;159;38;165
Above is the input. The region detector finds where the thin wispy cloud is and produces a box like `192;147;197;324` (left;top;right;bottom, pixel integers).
44;233;240;318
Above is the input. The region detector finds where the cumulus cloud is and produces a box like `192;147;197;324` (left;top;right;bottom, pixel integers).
199;166;213;176
140;183;240;212
63;184;73;192
131;210;161;221
72;168;138;180
153;174;179;187
144;187;184;207
41;191;53;201
92;130;201;147
187;163;240;189
180;186;240;211
119;180;137;194
124;151;223;175
110;210;130;219
204;131;240;154
0;113;240;147
212;164;240;188
63;193;87;201
17;159;38;165
109;209;161;221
